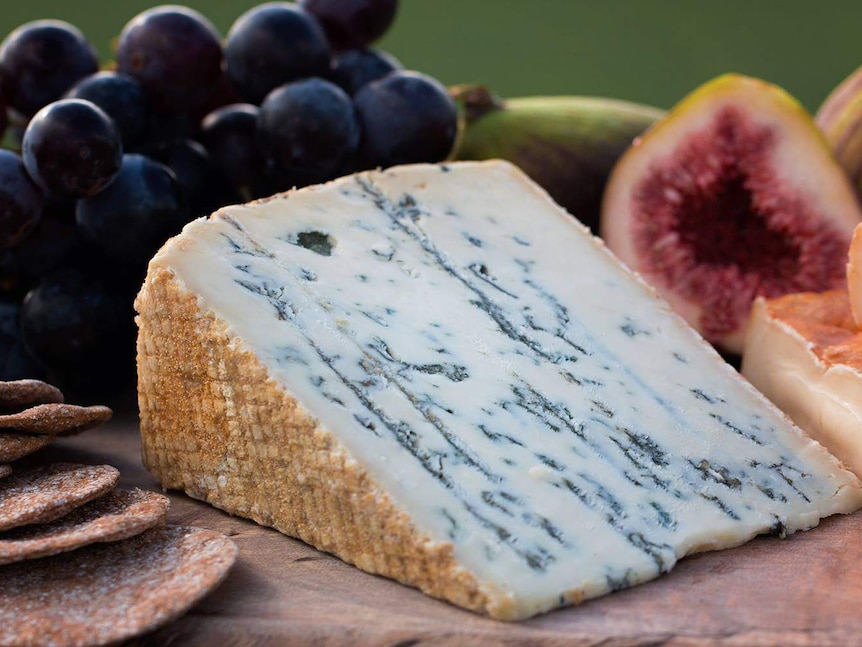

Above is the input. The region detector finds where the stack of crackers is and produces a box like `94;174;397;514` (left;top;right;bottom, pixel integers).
0;380;238;647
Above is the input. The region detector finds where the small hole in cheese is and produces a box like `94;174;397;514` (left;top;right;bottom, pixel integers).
295;231;334;257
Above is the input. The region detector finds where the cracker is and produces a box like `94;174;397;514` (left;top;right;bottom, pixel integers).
0;433;55;462
0;488;170;565
0;404;112;436
0;464;9;479
0;379;63;413
0;463;120;532
0;526;238;647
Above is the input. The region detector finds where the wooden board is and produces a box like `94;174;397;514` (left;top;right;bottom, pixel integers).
22;400;862;647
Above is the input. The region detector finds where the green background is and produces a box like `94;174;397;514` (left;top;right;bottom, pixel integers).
0;1;859;113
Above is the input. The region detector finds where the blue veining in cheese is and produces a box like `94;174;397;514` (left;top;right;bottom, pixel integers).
151;160;862;619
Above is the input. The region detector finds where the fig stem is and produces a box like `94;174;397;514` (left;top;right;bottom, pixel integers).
449;84;504;124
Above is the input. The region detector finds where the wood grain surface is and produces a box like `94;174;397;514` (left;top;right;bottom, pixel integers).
24;398;862;647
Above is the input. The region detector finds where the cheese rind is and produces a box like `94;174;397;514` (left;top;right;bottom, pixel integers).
137;161;862;620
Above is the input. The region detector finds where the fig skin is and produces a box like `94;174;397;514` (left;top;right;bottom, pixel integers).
452;85;663;232
601;73;862;355
816;65;862;204
846;223;862;328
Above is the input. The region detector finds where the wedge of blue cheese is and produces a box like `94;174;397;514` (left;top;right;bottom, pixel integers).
136;160;862;620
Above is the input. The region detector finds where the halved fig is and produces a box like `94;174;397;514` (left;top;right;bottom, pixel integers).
601;73;862;354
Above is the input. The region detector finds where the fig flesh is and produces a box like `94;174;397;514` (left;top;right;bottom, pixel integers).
601;74;862;354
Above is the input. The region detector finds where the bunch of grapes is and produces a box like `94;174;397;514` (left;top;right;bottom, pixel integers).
0;0;458;394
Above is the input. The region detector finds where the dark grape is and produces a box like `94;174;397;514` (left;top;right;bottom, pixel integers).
354;71;457;169
0;20;98;117
200;103;269;200
189;69;243;124
145;109;197;149
0;149;44;248
65;71;150;150
258;78;359;188
225;4;331;105
0;204;82;299
0;301;45;381
75;154;187;269
20;268;134;391
331;48;401;95
301;0;398;50
22;99;123;198
149;139;233;219
116;6;223;111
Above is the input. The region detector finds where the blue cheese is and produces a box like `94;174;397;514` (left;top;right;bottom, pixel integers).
137;160;862;620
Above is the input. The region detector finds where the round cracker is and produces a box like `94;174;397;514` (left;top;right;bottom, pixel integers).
0;464;10;479
0;526;238;647
0;404;112;436
0;433;55;463
0;489;170;566
0;463;120;532
0;380;63;413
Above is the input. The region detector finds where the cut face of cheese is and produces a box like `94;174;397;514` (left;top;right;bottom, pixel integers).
136;160;862;621
743;291;862;478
